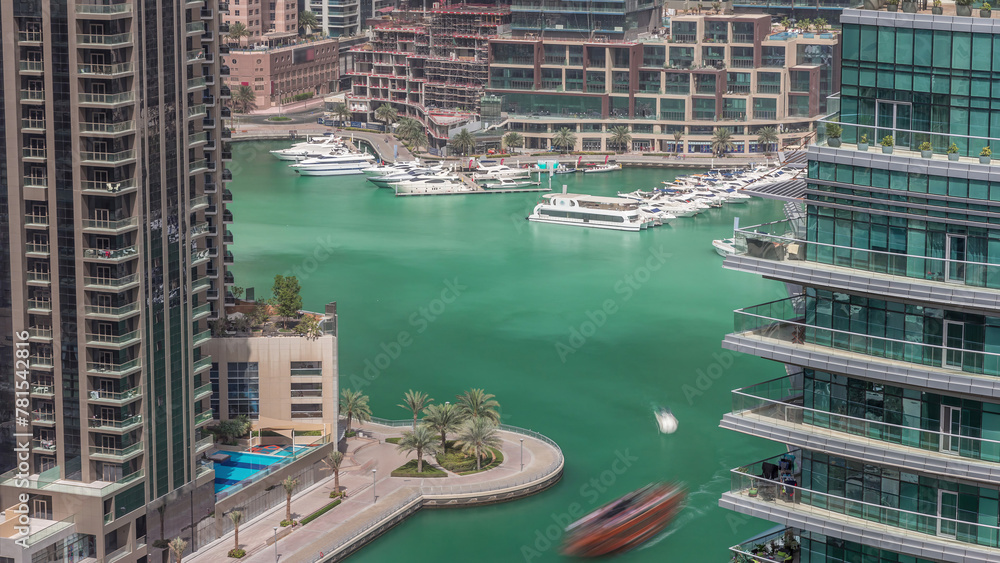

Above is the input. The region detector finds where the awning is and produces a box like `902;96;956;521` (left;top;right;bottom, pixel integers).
378;6;394;12
251;416;330;440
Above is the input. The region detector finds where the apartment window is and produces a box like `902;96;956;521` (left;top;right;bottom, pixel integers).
291;382;323;397
210;363;220;420
291;403;323;418
235;9;239;14
227;362;259;419
290;361;322;375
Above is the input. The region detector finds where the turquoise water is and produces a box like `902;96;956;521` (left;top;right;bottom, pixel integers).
228;141;788;561
214;451;283;492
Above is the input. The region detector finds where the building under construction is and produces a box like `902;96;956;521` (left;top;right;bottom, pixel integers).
348;3;512;148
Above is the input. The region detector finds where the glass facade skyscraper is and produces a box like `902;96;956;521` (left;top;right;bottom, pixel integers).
720;9;1000;563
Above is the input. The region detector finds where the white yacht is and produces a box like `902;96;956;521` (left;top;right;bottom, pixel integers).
527;193;655;231
482;177;540;189
288;153;376;176
583;163;622;174
712;238;737;257
393;178;470;195
472;165;531;181
269;136;346;161
361;159;427;177
370;168;453;188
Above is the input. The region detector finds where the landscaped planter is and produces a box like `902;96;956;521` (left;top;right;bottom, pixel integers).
882;145;894;154
949;153;960;161
902;1;917;11
887;3;898;10
932;6;943;13
981;156;992;164
921;150;932;158
957;4;972;15
858;143;869;152
982;9;993;17
828;138;842;148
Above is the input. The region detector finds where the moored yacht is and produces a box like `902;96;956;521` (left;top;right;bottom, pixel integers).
288;152;376;176
269;136;346;161
527;193;655;231
583;163;622;174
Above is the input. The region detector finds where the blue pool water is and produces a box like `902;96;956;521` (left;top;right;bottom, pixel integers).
214;451;283;493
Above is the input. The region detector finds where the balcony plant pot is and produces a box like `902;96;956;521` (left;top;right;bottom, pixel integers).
864;0;880;8
982;9;993;17
980;155;992;164
921;150;932;158
828;138;842;148
949;153;960;161
902;0;917;11
932;5;943;13
882;145;894;154
858;142;869;151
887;2;898;11
957;4;972;15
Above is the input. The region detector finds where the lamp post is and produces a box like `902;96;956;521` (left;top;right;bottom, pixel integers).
520;439;524;471
372;469;377;503
272;526;278;562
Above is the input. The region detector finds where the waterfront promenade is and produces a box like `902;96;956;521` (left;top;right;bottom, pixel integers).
185;420;562;563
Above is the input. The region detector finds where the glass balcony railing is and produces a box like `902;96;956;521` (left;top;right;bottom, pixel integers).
193;329;211;346
78;92;135;105
81;178;136;193
20;89;45;101
30;356;54;368
734;297;1000;376
193;303;212;318
83;217;138;231
80;120;135;134
84;274;139;288
28;299;52;312
195;410;213;425
77;32;132;46
19;60;43;72
32;411;55;423
82;246;138;261
86;358;141;376
75;2;133;14
90;441;144;459
732;374;1000;463
81;150;135;164
88;414;142;430
195;435;214;452
186;22;205;34
85;329;140;346
188;104;207;117
89;386;141;402
26;242;50;254
732;219;1000;291
188;76;207;90
193;356;212;372
26;271;51;283
78;62;134;76
194;382;213;399
192;276;211;292
32;439;57;453
730;450;1000;550
31;383;55;396
84;302;140;318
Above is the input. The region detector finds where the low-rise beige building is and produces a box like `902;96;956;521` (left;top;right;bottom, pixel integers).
226;39;341;109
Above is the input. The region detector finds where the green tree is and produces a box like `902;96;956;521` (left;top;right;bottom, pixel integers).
551;127;576;153
271;274;302;328
246;299;270;329
450;128;476;156
672;131;684;156
232;85;257;114
375;104;399;128
609;125;632;154
814;17;827;30
395;425;440;473
340;388;371;435
227;510;243;555
455;418;502;471
502;132;524;151
293;314;323;339
421;402;466;452
327;450;345;495
399;390;433;431
168;537;188;563
756;127;779;155
456;388;501;424
711;127;735;156
780;17;791;30
215;415;250;445
396;117;424;146
331;102;351;124
227;21;249;45
282;476;299;524
298;10;318;35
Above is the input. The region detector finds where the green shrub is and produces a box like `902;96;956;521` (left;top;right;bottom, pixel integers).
301;499;341;525
228;548;246;558
918;142;932;151
390;459;447;478
385;437;401;444
280;519;297;527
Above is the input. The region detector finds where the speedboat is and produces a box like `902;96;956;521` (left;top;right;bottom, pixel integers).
712;238;737;257
655;407;678;434
562;483;686;557
583;163;622;174
639;207;677;226
482;177;541;189
269;136;345;161
527;193;656;231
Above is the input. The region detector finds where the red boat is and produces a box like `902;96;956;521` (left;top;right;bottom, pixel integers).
561;483;686;558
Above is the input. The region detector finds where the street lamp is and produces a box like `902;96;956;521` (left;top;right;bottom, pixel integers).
520;439;524;471
272;526;278;563
372;469;377;503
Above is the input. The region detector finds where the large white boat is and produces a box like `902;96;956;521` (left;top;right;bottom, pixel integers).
270;136;346;161
527;193;655;231
482;177;541;189
370;168;452;188
288;153;376;176
393;179;471;195
583;163;622;174
472;165;531;181
361;159;429;177
712;238;737;257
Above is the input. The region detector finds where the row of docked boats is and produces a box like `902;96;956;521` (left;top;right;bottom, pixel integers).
363;160;473;194
269;135;379;176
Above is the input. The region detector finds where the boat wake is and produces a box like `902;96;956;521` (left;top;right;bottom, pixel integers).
638;469;731;550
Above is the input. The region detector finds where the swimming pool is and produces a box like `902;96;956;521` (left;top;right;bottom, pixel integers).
213;451;283;493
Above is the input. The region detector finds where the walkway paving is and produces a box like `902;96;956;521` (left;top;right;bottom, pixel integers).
184;421;562;563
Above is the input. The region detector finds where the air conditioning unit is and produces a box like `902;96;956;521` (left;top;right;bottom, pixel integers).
614;26;623;32
554;24;564;29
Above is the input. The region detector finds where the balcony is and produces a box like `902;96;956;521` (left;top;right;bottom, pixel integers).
84;302;140;319
195;435;214;453
80;149;136;164
78;92;135;106
187;76;207;91
79;120;136;134
192;249;211;266
82;216;138;233
188;104;207;118
191;222;211;237
202;117;216;129
193;302;212;320
30;356;55;369
77;62;135;76
193;356;212;373
31;383;55;397
32;439;57;454
88;415;142;432
193;276;211;293
732;33;756;43
25;212;48;227
757;84;781;94
26;242;50;256
19;60;43;73
204;74;216;86
189;131;209;146
194;382;213;401
85;330;141;347
31;411;55;424
193;329;211;347
753;110;777;120
727;219;1000;311
672;34;697;43
26;271;51;284
77;32;132;46
20;89;45;102
86;358;142;377
187;49;206;62
83;274;139;289
23;147;46;160
186;22;205;35
219;45;230;56
223;230;233;244
222;169;232;182
28;299;52;313
222;188;232;202
28;326;53;341
221;127;232;138
88;386;141;404
75;2;133;14
724;451;1000;562
89;441;144;461
224;250;234;264
24;176;48;189
223;209;233;223
194;410;214;426
220;65;230;76
189;159;208;173
18;30;42;43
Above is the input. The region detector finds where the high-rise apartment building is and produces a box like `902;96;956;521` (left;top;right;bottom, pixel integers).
721;9;1000;563
224;0;298;42
310;0;394;38
0;0;232;560
510;0;662;38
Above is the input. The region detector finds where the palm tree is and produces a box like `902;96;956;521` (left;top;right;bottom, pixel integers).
228;510;243;554
780;17;791;31
298;10;318;36
331;102;351;124
327;450;345;495
168;537;188;563
711;127;735;157
233;85;257;114
457;388;500;424
756;127;778;155
282;476;299;524
375;104;399;128
421;402;466;453
672;131;684;156
502;132;524;152
398;390;432;431
455;418;503;471
450;128;476;156
551;127;576;153
395;425;440;473
814;17;827;31
339;388;371;435
227;21;249;46
609;125;632;154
